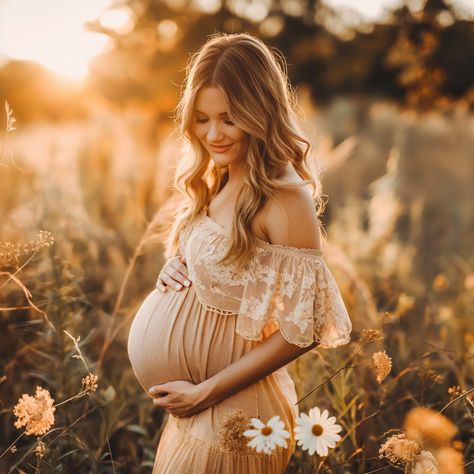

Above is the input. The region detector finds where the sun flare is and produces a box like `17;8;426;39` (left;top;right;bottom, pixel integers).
0;0;128;81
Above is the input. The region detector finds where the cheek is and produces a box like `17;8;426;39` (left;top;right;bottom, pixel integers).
238;135;250;151
191;124;204;139
231;130;249;147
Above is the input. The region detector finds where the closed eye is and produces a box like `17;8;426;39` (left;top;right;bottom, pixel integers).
195;118;235;126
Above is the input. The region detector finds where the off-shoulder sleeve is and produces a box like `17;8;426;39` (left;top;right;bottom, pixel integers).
236;243;352;349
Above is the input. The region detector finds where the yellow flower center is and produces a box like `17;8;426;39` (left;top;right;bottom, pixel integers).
261;426;273;436
312;424;323;436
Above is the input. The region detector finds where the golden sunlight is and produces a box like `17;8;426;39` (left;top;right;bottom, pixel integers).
0;0;118;81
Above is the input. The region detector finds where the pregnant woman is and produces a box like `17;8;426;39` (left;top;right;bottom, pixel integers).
127;32;352;473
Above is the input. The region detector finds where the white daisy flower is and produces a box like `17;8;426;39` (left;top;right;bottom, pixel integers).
294;407;342;457
243;415;290;455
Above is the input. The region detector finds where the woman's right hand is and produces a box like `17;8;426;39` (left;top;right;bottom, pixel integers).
156;255;191;293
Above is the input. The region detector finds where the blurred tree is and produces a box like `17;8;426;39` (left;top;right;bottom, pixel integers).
385;0;471;109
1;0;473;121
84;0;473;110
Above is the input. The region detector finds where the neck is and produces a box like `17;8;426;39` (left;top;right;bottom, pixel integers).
225;159;247;187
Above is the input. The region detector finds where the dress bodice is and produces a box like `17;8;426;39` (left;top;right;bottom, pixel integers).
178;211;352;349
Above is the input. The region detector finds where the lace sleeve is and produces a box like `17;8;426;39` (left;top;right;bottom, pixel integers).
236;244;352;349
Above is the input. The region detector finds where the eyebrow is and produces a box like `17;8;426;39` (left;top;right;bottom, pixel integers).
195;110;229;116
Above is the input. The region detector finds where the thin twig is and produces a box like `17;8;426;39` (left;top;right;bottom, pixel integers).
0;270;55;331
296;344;363;405
0;432;25;460
439;387;474;413
99;410;116;474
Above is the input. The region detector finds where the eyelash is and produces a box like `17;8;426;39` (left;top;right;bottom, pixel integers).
195;118;235;126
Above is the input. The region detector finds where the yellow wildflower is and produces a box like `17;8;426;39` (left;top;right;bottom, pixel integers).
379;433;421;465
361;329;384;343
373;351;392;383
0;230;54;267
435;446;464;473
403;407;457;450
419;368;444;385
217;409;253;454
35;439;47;458
447;385;462;398
81;373;98;393
13;386;56;436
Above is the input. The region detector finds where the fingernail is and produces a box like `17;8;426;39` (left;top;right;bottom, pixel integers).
175;283;182;290
184;280;190;286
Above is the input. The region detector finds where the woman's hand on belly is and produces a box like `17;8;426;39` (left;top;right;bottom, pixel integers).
156;255;191;292
148;379;211;418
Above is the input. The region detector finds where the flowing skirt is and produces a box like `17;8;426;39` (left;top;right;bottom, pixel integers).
127;285;299;473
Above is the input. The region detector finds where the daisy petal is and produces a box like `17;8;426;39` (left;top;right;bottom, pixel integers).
309;407;321;423
308;439;317;456
299;413;311;425
326;424;343;433
316;437;329;457
274;428;290;438
323;432;341;444
322;435;337;448
274;437;288;448
267;415;281;427
250;417;265;429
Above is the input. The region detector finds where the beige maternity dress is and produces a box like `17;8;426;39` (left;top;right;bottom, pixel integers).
127;209;352;473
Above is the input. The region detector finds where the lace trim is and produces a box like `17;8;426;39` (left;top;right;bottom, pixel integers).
235;326;351;349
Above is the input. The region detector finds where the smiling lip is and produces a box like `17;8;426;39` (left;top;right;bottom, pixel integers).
209;143;233;152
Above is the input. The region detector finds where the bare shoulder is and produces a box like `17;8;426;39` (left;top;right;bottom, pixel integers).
258;168;322;250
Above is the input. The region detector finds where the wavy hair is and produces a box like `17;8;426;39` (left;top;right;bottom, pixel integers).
158;32;326;273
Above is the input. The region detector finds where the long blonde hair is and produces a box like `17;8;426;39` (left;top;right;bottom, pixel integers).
159;32;325;273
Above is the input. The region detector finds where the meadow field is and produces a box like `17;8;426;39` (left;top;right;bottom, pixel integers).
0;91;473;473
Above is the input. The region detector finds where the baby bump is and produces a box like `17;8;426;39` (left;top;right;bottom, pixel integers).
127;286;194;392
127;285;258;393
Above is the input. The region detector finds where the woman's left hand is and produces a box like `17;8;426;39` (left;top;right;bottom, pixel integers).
148;380;209;418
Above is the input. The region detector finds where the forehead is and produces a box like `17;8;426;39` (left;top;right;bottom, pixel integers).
194;86;228;114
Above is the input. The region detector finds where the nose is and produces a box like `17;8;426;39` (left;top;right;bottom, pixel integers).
206;120;224;142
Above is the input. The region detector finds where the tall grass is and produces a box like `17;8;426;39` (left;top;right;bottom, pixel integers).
0;97;472;472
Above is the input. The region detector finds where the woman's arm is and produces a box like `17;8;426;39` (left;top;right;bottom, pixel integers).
199;330;317;406
149;330;317;417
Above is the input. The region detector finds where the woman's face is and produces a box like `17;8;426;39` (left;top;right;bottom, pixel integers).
192;86;249;167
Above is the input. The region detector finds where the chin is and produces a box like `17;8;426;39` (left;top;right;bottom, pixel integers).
211;155;235;166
